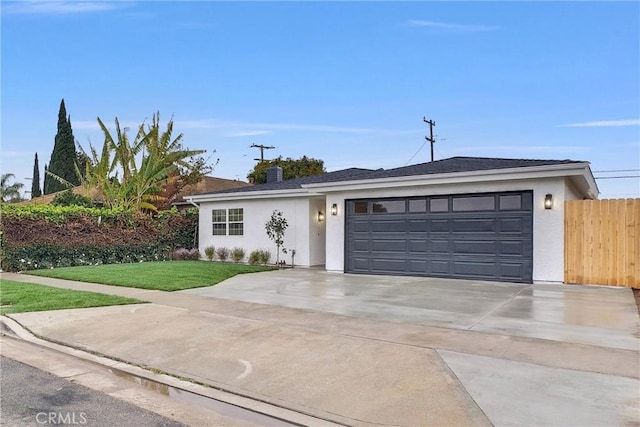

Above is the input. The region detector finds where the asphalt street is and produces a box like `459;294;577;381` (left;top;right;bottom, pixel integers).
0;356;185;427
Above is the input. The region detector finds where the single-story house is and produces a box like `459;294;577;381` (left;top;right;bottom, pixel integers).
187;156;598;284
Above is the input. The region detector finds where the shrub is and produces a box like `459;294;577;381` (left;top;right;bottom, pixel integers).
2;244;167;271
51;190;95;208
0;204;198;271
248;249;261;265
172;248;200;261
204;246;216;261
258;249;271;265
231;247;245;263
216;247;229;262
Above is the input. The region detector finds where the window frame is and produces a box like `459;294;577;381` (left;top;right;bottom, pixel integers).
211;208;244;236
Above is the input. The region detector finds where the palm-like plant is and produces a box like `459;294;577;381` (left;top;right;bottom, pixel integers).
1;173;25;203
70;113;208;212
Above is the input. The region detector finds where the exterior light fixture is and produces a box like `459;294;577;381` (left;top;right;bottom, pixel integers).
331;203;338;216
318;210;325;222
544;194;553;210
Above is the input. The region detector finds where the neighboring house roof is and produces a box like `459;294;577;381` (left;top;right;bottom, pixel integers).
21;176;251;206
172;176;251;205
189;157;593;199
16;186;102;206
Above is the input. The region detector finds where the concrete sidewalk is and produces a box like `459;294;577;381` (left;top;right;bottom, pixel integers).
2;271;639;426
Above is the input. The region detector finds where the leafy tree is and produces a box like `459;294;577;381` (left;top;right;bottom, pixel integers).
45;99;80;194
140;112;215;210
265;210;288;265
248;156;325;184
68;113;210;211
31;153;42;198
1;173;24;203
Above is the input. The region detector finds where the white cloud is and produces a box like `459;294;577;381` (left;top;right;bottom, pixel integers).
226;130;272;137
3;1;127;15
407;20;499;32
450;144;588;155
0;150;31;158
174;118;387;134
559;119;640;128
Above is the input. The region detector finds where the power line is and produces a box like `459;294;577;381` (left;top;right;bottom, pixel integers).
594;175;640;180
404;140;428;166
593;169;640;173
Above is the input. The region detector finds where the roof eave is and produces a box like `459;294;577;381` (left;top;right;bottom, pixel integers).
186;188;320;203
303;162;596;195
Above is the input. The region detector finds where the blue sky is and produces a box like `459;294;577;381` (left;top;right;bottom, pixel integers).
1;1;639;198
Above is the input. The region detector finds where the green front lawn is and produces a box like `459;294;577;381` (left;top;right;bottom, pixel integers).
27;261;275;291
0;280;144;315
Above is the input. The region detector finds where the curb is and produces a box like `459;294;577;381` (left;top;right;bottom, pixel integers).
0;316;344;427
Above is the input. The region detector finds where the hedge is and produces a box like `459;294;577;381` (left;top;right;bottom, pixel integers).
0;205;198;271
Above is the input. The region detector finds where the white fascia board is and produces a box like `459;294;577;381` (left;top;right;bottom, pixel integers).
186;188;318;203
303;163;595;195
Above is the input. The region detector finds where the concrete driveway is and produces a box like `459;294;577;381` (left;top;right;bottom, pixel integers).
5;270;640;426
182;268;640;350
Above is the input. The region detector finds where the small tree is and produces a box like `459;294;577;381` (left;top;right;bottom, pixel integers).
265;210;288;265
31;153;42;198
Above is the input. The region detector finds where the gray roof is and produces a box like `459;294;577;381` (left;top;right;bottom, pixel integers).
195;157;585;196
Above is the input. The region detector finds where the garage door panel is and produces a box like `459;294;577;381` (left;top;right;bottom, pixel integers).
352;221;369;233
371;258;407;272
430;259;452;275
408;220;428;232
352;239;370;252
371;239;405;252
452;218;497;233
453;240;497;256
352;257;370;271
409;260;428;273
453;260;498;278
371;220;406;233
430;239;450;254
499;240;528;256
346;191;533;283
500;263;529;280
430;219;450;233
409;240;427;252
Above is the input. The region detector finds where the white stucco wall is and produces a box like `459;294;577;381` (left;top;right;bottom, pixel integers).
308;197;327;266
323;177;571;283
198;197;325;266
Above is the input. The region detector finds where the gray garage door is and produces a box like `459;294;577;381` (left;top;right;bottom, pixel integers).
345;191;533;283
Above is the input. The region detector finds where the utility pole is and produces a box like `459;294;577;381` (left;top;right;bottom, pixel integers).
250;144;275;162
423;117;436;162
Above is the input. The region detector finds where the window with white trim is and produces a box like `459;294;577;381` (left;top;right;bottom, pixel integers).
229;208;244;235
212;209;227;235
212;208;244;236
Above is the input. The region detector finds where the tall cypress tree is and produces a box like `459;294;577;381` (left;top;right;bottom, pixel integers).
45;99;79;194
31;153;42;198
43;164;49;193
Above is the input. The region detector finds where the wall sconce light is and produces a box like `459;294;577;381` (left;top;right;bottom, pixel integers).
544;194;553;210
318;210;325;222
331;203;338;216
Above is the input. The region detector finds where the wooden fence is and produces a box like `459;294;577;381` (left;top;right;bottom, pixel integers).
564;199;640;288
